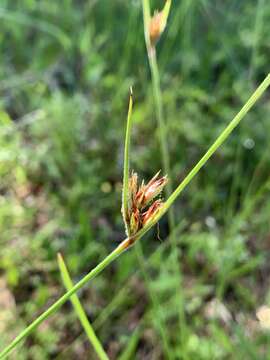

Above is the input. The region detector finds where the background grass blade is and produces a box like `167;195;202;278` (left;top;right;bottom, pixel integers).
57;253;109;360
118;325;141;360
0;8;70;48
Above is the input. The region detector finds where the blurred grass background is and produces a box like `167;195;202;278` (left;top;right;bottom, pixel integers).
1;0;270;359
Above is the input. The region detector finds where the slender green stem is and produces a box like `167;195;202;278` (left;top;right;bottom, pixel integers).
141;1;188;354
1;74;269;359
142;0;175;236
148;46;188;353
57;254;109;360
149;51;171;182
0;239;129;360
122;89;133;234
148;49;175;228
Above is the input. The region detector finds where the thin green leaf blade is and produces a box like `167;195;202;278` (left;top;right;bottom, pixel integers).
57;253;109;360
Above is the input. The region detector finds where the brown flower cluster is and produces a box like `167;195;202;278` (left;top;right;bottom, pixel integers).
149;0;171;47
123;172;168;236
149;11;164;46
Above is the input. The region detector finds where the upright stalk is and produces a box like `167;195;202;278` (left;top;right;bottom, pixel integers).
142;0;176;239
141;1;187;354
148;49;176;234
0;74;269;359
147;43;188;360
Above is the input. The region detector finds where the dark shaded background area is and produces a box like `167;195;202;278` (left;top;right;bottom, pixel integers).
1;0;270;359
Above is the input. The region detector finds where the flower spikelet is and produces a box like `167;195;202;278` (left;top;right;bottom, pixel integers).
123;171;168;237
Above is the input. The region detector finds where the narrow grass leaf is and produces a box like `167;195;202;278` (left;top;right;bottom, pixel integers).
57;253;109;360
118;326;141;360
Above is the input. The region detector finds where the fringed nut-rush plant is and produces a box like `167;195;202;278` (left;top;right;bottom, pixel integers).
0;73;270;358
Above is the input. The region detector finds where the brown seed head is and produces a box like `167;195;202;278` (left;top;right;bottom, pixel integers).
124;172;168;237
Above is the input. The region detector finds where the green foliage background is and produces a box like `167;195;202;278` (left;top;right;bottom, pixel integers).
1;0;270;359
